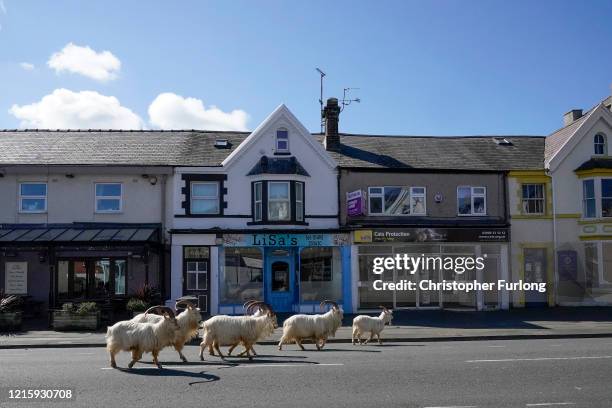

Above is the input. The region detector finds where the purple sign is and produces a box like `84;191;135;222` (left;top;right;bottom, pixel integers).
347;190;364;217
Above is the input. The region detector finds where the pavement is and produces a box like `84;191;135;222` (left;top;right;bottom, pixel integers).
1;307;612;349
2;337;612;407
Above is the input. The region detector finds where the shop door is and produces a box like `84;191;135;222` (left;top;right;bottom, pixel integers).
265;249;294;312
524;248;548;306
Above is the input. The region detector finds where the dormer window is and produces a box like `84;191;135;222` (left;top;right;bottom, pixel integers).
594;134;607;155
276;129;289;153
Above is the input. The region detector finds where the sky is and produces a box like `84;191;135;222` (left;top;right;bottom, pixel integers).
1;0;611;136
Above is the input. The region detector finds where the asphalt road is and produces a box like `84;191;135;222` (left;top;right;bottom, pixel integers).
1;338;611;408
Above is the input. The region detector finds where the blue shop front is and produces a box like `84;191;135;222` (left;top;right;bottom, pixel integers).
217;232;352;314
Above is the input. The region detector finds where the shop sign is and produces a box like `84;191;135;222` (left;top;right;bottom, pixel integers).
223;233;350;247
5;261;27;294
347;190;365;217
354;228;508;243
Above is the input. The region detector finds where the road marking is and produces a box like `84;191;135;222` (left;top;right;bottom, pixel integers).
424;405;477;408
525;403;575;406
487;345;505;348
466;355;612;363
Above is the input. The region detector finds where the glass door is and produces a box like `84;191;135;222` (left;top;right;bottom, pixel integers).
265;248;295;312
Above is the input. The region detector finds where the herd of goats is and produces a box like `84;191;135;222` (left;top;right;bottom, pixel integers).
105;298;394;369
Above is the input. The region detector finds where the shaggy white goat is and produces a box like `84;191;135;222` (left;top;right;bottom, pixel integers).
131;298;201;362
278;300;343;351
352;306;393;345
106;306;178;369
226;301;276;357
199;302;277;361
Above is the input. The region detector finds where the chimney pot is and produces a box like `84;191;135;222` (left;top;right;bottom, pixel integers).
323;97;341;151
563;109;583;126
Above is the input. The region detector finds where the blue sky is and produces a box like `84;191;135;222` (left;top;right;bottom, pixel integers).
1;0;611;135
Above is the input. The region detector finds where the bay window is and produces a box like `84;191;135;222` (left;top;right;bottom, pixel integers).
268;182;290;221
251;180;305;223
602;179;612;218
367;186;426;215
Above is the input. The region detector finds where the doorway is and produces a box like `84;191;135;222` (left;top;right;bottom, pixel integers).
265;248;296;312
523;248;548;306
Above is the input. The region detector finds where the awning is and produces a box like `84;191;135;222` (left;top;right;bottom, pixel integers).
0;224;160;243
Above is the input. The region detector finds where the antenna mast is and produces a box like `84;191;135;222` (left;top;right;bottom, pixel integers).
316;68;326;133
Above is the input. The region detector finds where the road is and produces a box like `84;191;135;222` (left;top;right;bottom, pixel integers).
1;337;611;408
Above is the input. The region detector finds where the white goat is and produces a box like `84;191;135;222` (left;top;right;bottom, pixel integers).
352;306;393;345
199;302;277;361
106;306;178;369
131;298;201;362
226;300;276;357
278;300;343;351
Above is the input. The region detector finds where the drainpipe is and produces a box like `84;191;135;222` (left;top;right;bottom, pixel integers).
160;174;167;298
549;170;558;306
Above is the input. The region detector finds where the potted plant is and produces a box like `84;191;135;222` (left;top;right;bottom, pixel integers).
0;292;23;331
52;302;100;331
126;298;149;318
134;284;162;306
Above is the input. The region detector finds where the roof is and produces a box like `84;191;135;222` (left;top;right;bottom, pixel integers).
0;129;544;171
325;134;545;171
544;108;593;164
575;157;612;172
247;156;310;176
0;223;160;243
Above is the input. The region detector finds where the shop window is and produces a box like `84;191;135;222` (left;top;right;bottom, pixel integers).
602;179;612;218
582;180;596;218
585;243;598;288
95;183;122;213
93;260;112;297
276;129;289;153
251;181;304;223
521;184;545;214
604;243;612;284
19;182;47;213
114;260;126;295
300;247;342;302
457;186;486;215
594;134;607;155
191;182;220;214
221;247;263;303
367;186;426;215
57;258;127;299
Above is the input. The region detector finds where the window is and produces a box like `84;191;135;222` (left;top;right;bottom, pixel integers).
457;186;486;215
95;183;122;213
268;181;290;221
300;247;342;302
19;183;47;213
276;129;289;153
254;182;263;222
522;184;545;214
368;186;426;215
594;134;607;155
295;182;304;221
583;180;596;218
221;247;263;303
602;179;612;218
184;247;209;292
57;259;127;299
191;182;219;214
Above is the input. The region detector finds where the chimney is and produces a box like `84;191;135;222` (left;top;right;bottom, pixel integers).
322;97;341;151
563;109;583;126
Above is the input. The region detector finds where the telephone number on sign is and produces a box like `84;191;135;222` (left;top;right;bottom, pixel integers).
7;389;73;400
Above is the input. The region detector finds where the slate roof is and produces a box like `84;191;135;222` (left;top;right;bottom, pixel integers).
247;156;310;176
574;157;612;172
0;129;544;171
544;108;593;164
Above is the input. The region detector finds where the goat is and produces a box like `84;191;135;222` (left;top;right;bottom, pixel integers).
352;305;393;345
226;301;275;357
199;302;277;361
131;298;201;362
106;306;178;369
278;300;343;351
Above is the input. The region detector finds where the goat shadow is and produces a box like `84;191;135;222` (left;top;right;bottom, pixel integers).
116;367;220;385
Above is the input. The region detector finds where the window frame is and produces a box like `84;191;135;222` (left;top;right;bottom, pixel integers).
367;186;427;216
457;186;487;216
521;183;545;215
602;178;612;218
295;181;304;222
190;181;220;215
18;182;48;213
254;182;263;222
275;128;290;153
594;133;607;156
267;181;291;221
582;179;597;219
94;182;123;214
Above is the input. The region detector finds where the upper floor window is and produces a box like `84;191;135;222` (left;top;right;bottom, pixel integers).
582;179;596;218
602;179;612;218
368;186;426;216
276;129;289;153
594;134;607;155
95;183;122;213
521;184;545;214
458;186;486;216
268;181;290;221
191;182;220;214
251;180;305;223
19;182;47;213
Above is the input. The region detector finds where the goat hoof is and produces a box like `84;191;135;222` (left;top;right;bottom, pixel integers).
157;364;163;369
110;362;117;368
181;357;188;363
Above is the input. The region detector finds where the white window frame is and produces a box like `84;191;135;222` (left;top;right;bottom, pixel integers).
582;179;597;219
254;182;263;222
457;186;487;216
521;183;545;215
19;182;48;213
367;186;426;216
602;178;612;218
95;182;123;213
190;181;220;215
295;182;304;221
268;181;291;221
186;260;208;291
275;128;289;153
594;134;607;156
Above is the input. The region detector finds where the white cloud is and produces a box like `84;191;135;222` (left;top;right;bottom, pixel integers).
148;92;249;131
0;1;6;14
20;62;35;71
47;43;121;81
9;88;143;129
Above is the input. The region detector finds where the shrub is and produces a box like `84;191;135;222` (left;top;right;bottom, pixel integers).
0;292;23;313
126;298;149;313
76;302;98;316
61;303;75;312
134;284;161;305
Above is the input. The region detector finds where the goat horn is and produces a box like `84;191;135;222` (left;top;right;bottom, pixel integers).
144;306;163;316
243;300;259;315
379;305;389;312
320;300;339;310
247;301;265;315
159;306;176;319
175;299;195;309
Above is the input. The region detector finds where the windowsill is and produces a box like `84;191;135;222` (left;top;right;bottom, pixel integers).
273;151;292;156
247;220;309;226
18;211;47;214
457;213;488;217
95;211;123;214
367;213;427;217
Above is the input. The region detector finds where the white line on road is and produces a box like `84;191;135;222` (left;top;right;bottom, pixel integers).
487;345;506;348
424;405;477;408
466;355;612;363
526;403;575;406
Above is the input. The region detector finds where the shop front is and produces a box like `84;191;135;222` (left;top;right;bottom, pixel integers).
353;227;510;311
218;232;351;314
